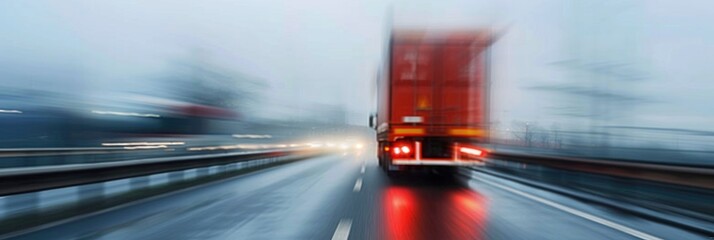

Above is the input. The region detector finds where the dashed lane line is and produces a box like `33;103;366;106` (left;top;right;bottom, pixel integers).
353;178;363;192
331;218;352;240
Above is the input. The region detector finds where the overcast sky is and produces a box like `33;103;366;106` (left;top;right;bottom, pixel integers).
1;0;712;132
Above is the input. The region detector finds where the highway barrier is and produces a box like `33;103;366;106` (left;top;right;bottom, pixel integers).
0;148;324;231
481;150;714;236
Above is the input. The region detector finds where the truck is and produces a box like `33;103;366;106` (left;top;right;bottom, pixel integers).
370;29;493;175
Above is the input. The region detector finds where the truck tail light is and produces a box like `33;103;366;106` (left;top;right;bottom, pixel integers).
460;147;486;157
391;142;414;158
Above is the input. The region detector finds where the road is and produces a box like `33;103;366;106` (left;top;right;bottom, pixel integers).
8;151;705;239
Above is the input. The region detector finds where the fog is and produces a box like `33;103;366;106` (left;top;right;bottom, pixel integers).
1;0;713;150
1;1;713;238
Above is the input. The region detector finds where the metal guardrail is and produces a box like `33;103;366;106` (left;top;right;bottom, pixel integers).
0;148;320;196
0;146;180;168
483;150;714;236
0;147;325;237
488;151;714;189
0;147;131;157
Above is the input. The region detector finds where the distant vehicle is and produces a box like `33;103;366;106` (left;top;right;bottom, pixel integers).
370;29;493;175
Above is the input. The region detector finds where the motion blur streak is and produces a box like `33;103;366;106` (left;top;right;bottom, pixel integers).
384;187;487;240
0;109;22;114
0;0;712;239
91;110;161;118
102;142;185;146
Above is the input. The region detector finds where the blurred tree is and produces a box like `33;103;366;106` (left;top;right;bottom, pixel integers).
511;121;534;147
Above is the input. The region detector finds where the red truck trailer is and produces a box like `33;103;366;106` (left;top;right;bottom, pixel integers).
371;30;493;174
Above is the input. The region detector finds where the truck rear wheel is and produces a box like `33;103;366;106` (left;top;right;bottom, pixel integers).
382;159;400;177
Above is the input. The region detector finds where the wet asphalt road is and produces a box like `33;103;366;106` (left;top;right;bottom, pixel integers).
8;151;706;239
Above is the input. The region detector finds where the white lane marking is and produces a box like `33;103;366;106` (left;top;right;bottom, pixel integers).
475;176;662;240
353;178;363;192
360;165;365;174
332;218;352;240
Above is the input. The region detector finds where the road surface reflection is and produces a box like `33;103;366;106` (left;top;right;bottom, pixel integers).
383;175;488;240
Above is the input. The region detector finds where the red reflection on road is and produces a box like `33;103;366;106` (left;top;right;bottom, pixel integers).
385;187;418;240
383;187;488;240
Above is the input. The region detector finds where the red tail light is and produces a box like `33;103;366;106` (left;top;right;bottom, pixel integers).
391;142;414;158
460;147;485;157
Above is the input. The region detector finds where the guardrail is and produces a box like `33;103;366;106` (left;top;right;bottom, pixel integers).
488;151;714;189
0;148;319;196
0;146;184;168
482;150;714;236
0;147;325;236
0;147;123;152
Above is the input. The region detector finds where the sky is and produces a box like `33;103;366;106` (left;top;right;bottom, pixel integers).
0;0;712;134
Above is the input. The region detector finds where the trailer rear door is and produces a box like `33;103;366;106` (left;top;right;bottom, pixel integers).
390;41;485;128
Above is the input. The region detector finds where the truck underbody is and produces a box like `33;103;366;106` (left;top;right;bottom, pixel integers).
377;136;486;174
